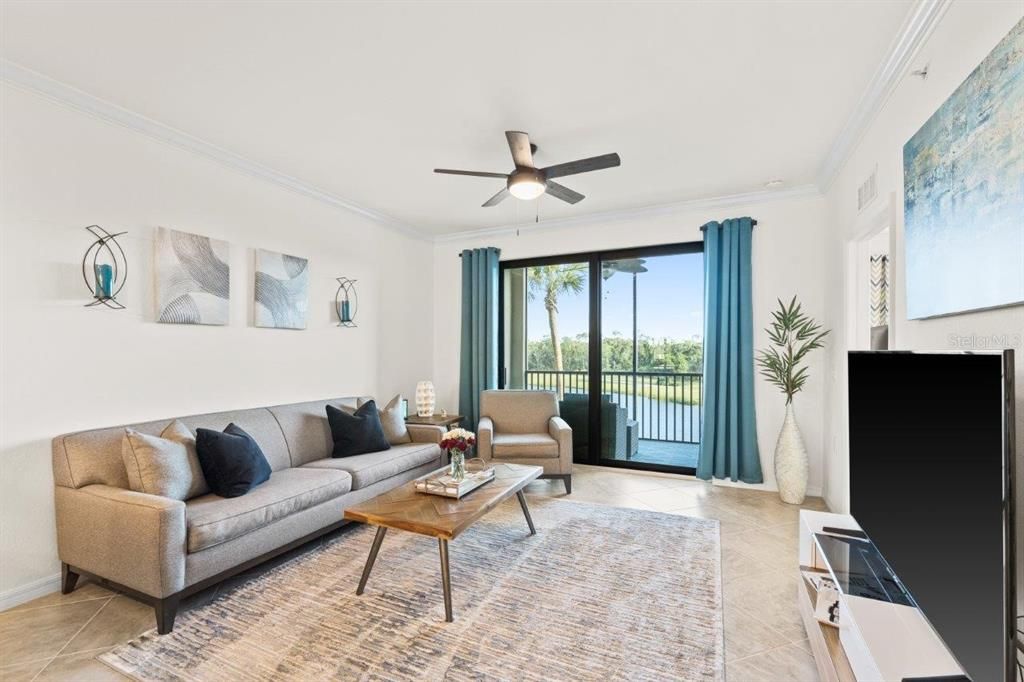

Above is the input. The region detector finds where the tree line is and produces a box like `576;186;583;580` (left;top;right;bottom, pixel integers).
528;333;703;374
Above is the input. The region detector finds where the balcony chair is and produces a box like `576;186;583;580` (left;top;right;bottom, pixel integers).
477;390;572;494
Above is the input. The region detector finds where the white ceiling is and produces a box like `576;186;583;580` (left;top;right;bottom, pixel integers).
1;1;913;235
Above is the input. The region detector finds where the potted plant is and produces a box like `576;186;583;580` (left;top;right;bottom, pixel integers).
756;297;829;504
440;428;476;482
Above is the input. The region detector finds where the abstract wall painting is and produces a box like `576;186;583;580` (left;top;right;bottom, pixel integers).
155;227;230;325
903;17;1024;319
254;249;309;329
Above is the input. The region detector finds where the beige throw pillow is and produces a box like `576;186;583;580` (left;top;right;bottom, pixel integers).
347;395;411;445
121;420;210;500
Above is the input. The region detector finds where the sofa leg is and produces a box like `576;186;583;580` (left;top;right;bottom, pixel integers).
61;563;79;595
563;475;572;495
155;596;180;635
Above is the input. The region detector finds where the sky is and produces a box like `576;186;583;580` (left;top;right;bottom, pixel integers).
522;252;704;343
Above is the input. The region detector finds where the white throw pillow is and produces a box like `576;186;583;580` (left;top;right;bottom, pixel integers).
354;395;411;445
121;420;210;500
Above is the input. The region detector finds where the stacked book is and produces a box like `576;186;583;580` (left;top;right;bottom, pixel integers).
414;467;495;498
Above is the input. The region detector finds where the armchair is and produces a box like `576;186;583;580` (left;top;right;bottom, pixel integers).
477;390;572;494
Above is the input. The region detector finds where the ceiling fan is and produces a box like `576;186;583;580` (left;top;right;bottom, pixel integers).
434;131;621;207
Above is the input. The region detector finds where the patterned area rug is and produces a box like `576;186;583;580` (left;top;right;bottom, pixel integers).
100;497;723;681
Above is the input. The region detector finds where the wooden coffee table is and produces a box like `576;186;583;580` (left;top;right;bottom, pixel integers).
343;463;542;622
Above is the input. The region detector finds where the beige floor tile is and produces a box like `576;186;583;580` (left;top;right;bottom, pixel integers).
5;582;115;613
725;569;805;642
629;484;719;512
0;658;49;682
725;640;819;681
34;648;129;681
595;474;672;496
62;597;155;654
721;545;763;584
667;501;760;536
0;599;109;666
724;600;792;661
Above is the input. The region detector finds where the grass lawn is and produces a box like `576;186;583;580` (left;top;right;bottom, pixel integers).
526;374;703;405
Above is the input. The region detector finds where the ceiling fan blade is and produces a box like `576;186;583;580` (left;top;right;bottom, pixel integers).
434;169;508;178
545;181;585;204
505;131;534;168
482;187;510;207
541;152;621;179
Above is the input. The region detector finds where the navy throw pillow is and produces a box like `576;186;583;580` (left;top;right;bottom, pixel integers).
195;423;272;497
326;401;391;457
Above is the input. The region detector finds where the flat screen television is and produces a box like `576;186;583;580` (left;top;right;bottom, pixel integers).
848;350;1016;682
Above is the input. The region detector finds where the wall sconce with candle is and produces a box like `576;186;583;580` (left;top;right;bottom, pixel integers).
81;225;127;309
334;277;358;327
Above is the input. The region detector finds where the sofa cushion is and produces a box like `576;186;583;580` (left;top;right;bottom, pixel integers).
195;424;272;498
353;395;411;445
186;468;351;552
303;443;440;489
265;397;364;467
326;402;391;457
492;433;559;459
121;420;209;501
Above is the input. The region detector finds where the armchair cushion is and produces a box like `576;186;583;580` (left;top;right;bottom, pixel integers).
492;433;559;459
479;390;558;434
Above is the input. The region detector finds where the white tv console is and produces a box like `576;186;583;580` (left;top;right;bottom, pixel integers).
798;510;967;681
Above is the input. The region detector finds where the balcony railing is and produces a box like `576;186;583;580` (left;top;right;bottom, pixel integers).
524;370;702;444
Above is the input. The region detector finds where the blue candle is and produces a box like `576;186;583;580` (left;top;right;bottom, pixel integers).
94;263;114;299
341;300;351;322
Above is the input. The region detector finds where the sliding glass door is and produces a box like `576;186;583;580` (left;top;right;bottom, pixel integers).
598;249;703;471
501;254;592;461
500;242;703;475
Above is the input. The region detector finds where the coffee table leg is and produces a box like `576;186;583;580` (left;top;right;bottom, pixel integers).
356;526;387;595
516;490;537;536
438;539;453;622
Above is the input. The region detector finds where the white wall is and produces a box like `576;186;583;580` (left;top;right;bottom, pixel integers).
0;85;433;604
431;192;830;495
821;2;1024;511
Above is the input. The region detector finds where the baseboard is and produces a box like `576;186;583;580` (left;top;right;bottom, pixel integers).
711;479;823;499
0;572;61;612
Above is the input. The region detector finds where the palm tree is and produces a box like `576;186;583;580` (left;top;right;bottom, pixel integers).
527;264;586;396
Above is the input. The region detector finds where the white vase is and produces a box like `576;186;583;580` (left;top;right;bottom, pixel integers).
415;381;435;418
774;403;809;505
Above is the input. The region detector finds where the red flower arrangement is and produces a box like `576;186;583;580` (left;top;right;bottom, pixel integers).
439;428;476;453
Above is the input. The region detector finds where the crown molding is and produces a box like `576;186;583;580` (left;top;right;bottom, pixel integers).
0;59;428;241
815;0;951;192
432;184;821;243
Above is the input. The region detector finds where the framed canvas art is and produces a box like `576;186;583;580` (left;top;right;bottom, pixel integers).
903;17;1024;319
155;227;230;325
254;248;309;329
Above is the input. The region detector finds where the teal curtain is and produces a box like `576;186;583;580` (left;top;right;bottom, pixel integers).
459;247;500;428
697;218;763;483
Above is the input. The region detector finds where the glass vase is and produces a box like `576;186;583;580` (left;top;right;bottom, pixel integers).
449;450;466;482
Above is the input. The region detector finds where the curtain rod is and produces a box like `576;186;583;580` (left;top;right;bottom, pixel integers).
458;218;758;254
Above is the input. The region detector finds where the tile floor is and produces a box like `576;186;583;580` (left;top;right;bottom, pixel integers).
0;464;826;681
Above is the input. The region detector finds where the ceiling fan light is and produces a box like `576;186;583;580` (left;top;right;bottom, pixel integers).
508;175;546;200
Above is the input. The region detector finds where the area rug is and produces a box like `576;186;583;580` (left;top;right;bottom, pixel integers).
100;497;723;681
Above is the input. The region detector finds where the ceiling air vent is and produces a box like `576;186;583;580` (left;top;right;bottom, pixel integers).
857;167;878;213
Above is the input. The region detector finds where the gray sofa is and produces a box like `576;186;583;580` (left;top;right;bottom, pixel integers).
51;396;444;634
